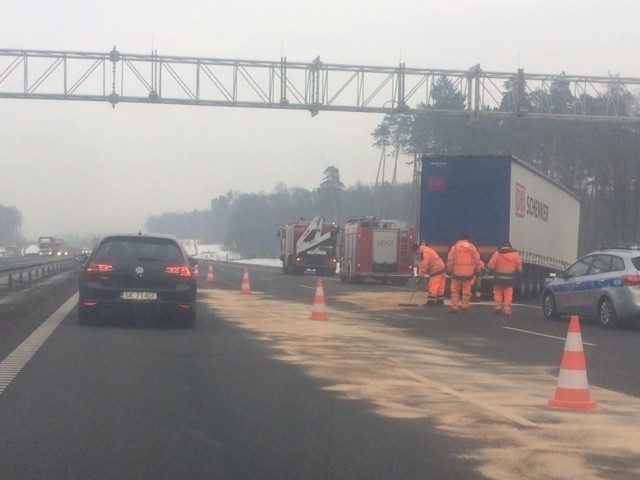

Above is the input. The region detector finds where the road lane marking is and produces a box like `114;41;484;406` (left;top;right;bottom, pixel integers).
393;364;539;428
0;293;77;395
502;326;597;347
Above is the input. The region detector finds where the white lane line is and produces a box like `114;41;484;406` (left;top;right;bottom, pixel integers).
0;293;77;395
298;285;317;290
393;364;538;428
502;326;597;347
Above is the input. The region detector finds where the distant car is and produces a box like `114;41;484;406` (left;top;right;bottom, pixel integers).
541;246;640;328
76;233;198;327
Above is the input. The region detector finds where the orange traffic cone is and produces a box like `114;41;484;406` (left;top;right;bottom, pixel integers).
206;265;215;283
239;267;252;295
309;278;329;321
193;263;200;278
548;315;596;410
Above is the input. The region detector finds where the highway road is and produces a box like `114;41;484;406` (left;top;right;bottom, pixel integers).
1;262;640;479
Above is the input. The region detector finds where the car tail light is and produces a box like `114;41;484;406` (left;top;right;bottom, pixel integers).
165;265;192;277
621;274;640;286
85;262;114;273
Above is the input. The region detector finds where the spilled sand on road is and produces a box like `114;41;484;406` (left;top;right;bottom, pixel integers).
201;289;640;480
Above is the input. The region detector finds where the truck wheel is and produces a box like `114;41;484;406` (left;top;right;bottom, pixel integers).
346;263;355;283
523;275;532;298
287;257;296;275
529;274;538;297
516;277;528;300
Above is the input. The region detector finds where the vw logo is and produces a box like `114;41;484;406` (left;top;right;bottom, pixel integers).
135;266;145;276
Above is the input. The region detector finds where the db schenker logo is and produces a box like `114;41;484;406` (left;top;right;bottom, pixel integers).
515;183;525;218
427;177;446;190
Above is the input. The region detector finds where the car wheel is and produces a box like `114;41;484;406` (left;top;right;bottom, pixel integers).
183;314;196;328
177;309;196;328
597;297;620;329
78;308;95;326
542;290;559;319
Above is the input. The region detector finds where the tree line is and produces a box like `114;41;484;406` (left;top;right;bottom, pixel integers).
147;173;415;258
0;204;22;245
148;73;640;259
0;71;623;258
373;74;640;254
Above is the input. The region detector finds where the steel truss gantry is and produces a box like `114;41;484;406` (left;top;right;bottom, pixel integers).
1;47;640;122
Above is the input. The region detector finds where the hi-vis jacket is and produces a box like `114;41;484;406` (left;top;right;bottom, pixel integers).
417;244;446;277
487;246;523;286
446;240;482;280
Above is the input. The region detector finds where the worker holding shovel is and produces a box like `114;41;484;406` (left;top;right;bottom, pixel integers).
416;241;446;306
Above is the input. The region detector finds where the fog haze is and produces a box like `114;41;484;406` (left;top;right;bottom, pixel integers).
2;0;639;239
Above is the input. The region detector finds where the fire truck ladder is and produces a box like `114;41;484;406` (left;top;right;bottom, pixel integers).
296;216;331;254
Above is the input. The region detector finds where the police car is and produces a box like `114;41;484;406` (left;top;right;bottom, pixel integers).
541;246;640;328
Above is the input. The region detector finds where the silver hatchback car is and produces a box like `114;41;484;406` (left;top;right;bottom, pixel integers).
542;246;640;328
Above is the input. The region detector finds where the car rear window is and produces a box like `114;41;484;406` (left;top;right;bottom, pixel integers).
631;257;640;271
95;238;183;262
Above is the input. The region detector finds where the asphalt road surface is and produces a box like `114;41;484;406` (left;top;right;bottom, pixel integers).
1;263;640;479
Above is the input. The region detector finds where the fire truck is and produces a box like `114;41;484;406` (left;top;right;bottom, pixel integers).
339;217;415;284
279;216;340;276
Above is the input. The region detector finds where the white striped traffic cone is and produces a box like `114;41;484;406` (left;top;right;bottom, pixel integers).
239;267;252;295
309;278;328;321
548;315;596;410
206;265;215;283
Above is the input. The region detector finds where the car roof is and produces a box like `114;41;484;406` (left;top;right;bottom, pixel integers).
594;245;640;254
97;233;179;242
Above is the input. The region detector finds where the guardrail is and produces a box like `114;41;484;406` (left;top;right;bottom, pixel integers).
0;257;78;288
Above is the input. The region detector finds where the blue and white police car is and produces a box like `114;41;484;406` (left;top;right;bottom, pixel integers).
542;246;640;328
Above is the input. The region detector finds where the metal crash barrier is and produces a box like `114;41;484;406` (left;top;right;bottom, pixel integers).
0;258;77;288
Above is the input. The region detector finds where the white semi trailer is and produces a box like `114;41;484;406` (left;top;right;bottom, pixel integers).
419;154;581;297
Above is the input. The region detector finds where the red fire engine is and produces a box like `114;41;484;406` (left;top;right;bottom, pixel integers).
279;216;339;276
339;217;415;284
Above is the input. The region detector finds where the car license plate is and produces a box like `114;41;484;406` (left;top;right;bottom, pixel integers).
121;291;157;301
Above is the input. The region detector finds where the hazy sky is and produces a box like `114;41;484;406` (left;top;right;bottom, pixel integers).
2;0;640;239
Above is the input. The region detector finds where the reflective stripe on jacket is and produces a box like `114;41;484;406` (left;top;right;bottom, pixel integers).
487;247;523;286
418;245;446;277
446;240;482;280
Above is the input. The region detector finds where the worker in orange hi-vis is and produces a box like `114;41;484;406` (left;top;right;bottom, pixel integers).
446;233;483;313
416;241;446;306
486;240;523;315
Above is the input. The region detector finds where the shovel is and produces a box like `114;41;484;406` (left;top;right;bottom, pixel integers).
398;276;424;307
